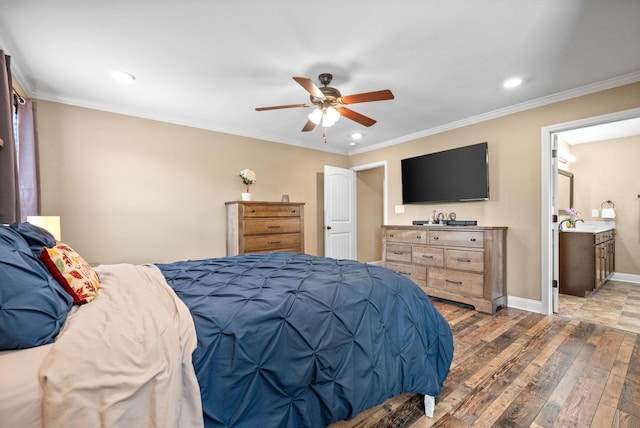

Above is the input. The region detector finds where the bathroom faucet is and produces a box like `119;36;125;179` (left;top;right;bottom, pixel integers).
559;218;583;230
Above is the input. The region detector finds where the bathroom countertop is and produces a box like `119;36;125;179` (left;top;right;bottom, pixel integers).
561;221;615;233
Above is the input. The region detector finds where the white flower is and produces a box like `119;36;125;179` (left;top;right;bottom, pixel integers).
239;169;256;186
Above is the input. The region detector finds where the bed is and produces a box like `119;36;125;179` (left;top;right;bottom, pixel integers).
0;222;454;428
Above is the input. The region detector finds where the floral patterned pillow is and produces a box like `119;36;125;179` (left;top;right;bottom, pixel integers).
39;243;100;304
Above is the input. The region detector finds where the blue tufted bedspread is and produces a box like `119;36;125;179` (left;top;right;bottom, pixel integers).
157;252;453;428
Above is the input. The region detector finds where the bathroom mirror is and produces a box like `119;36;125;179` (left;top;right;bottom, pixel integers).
558;169;573;215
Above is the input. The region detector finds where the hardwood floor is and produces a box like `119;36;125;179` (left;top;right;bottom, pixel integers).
559;280;640;335
331;281;640;427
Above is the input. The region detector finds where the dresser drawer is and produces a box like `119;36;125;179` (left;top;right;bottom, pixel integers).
244;233;302;252
384;261;426;287
242;204;301;218
385;228;427;244
429;230;484;248
445;249;484;272
386;243;412;263
412;246;444;267
244;218;301;235
428;268;484;298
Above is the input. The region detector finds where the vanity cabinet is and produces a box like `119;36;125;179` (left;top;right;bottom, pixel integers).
226;201;305;255
382;225;507;314
559;229;615;297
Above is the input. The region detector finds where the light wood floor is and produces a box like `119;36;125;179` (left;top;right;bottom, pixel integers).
332;280;640;427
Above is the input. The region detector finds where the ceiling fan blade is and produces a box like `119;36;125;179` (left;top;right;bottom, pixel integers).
293;76;324;98
255;103;311;111
338;107;377;127
341;89;394;104
301;119;316;132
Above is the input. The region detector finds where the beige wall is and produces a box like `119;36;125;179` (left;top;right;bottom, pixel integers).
35;101;347;265
350;82;640;301
569;135;640;274
35;82;640;303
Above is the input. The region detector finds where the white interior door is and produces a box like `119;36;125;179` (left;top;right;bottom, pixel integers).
323;165;356;260
551;134;560;313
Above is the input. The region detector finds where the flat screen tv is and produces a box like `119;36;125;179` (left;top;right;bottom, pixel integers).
401;142;489;204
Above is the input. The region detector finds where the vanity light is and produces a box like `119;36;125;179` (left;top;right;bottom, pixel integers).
112;70;136;84
558;150;576;164
350;132;362;140
503;77;522;89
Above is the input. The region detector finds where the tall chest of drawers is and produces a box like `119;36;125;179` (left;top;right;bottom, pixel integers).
382;225;507;313
226;201;305;255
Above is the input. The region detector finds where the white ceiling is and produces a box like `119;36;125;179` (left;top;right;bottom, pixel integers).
1;0;639;154
558;117;640;145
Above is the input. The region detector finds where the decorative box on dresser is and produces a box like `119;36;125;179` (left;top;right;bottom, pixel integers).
382;225;507;314
226;201;305;256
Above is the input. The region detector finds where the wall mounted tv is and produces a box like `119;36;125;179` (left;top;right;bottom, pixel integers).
401;142;489;204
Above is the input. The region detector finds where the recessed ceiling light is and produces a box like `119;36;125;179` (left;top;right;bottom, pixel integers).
503;77;522;89
112;70;136;84
350;132;363;140
349;141;358;146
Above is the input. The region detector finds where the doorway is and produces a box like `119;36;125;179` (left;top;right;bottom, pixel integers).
354;161;388;263
541;107;640;315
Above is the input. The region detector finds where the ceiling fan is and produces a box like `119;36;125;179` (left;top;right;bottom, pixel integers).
255;73;394;132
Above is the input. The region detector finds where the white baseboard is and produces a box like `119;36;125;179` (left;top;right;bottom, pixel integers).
506;272;640;315
506;295;543;313
611;272;640;284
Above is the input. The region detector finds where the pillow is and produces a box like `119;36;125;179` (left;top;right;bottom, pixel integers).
0;225;73;350
39;243;100;304
10;221;57;256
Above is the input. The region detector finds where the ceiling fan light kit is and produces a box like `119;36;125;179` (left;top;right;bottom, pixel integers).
308;106;340;127
256;73;395;136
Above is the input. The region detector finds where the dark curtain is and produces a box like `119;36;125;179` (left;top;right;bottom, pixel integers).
0;50;20;223
17;99;37;220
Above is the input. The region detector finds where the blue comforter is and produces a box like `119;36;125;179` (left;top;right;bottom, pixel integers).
157;252;453;427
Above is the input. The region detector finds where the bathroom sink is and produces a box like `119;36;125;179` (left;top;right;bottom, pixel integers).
561;221;615;233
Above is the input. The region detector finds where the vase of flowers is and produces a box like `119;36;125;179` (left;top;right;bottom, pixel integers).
239;169;256;201
566;207;580;228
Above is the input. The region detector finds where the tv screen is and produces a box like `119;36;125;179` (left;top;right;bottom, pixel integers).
401;142;489;204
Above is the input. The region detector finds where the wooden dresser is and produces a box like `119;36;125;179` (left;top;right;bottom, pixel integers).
226;201;305;256
382;225;507;313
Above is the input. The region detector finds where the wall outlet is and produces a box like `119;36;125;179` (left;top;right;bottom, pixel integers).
395;205;405;214
591;209;599;217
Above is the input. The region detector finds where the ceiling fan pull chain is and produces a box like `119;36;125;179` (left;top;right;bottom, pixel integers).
323;130;327;144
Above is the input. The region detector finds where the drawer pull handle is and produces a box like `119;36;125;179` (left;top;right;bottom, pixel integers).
416;235;422;239
389;234;395;237
445;279;463;285
470;238;477;242
457;258;471;263
268;241;282;245
433;236;439;240
250;210;256;213
392;251;404;255
422;255;434;259
399;271;412;276
267;225;281;229
290;210;296;214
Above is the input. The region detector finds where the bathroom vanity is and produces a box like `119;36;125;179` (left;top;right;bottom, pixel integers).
559;223;615;297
